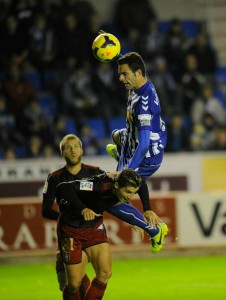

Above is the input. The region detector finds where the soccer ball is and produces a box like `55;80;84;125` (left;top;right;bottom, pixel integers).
92;33;121;62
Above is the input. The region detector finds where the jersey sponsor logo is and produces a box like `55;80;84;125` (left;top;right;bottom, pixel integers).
80;181;93;191
138;114;151;126
42;181;48;194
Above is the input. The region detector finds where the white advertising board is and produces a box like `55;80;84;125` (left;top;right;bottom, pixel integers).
176;193;226;246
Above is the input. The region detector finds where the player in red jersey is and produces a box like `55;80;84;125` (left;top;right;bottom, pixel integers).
42;134;105;295
42;134;163;298
56;168;142;300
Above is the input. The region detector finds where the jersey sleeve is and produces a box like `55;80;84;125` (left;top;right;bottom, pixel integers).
135;85;161;132
42;174;60;220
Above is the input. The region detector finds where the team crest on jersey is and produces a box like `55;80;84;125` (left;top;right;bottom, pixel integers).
80;181;93;191
138;114;151;126
42;181;48;194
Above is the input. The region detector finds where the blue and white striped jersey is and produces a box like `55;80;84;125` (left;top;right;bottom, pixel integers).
117;80;167;172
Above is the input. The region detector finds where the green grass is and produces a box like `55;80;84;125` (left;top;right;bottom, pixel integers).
0;255;226;299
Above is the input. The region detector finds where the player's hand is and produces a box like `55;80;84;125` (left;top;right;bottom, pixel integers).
81;208;102;221
131;225;144;240
98;29;106;35
143;210;162;228
106;171;118;179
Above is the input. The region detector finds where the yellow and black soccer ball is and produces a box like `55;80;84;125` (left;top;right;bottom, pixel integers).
92;33;121;62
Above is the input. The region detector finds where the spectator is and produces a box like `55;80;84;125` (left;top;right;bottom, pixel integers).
1;63;35;139
22;97;54;144
191;83;226;126
92;61;125;120
113;0;156;40
80;124;102;156
190;112;217;151
179;53;206;116
26;135;43;158
165;112;190;152
151;56;179;118
61;65;99;125
57;13;82;67
136;20;165;63
28;13;59;73
0;15;28;69
163;18;190;82
214;126;226;150
186;31;218;78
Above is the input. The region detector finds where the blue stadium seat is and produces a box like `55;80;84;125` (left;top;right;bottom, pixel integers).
38;93;57;117
86;118;106;138
23;71;42;91
158;20;199;38
214;89;226;109
15;146;27;158
108;118;126;135
215;67;226;84
65;119;77;134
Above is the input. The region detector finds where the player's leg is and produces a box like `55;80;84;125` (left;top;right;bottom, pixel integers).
106;128;126;161
108;203;159;236
56;251;67;291
108;203;168;254
63;251;87;300
84;242;112;300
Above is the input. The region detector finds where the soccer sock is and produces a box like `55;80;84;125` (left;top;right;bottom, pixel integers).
63;286;81;300
108;203;159;237
80;274;90;300
84;277;107;300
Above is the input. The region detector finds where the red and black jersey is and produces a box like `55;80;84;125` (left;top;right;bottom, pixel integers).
56;173;119;228
42;163;104;221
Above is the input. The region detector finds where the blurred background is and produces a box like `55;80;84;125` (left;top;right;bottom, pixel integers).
0;0;226;261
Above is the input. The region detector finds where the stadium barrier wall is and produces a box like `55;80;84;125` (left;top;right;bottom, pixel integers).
0;152;226;254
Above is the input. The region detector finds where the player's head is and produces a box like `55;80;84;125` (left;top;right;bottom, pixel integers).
117;52;146;90
113;169;142;203
59;134;83;166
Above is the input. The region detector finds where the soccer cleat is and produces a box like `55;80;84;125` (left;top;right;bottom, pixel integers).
150;223;168;254
106;144;119;161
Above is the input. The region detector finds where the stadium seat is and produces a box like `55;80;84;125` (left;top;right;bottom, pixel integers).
65;119;77;134
158;20;199;38
23;71;42;91
215;67;226;84
38;93;57;117
108;118;126;135
86;118;106;138
14;146;27;158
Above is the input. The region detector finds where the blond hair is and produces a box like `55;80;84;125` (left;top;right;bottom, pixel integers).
59;134;82;153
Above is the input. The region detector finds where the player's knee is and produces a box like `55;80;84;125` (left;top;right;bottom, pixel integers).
97;269;112;282
112;130;120;145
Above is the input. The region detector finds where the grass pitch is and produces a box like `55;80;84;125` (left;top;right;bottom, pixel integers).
1;255;226;300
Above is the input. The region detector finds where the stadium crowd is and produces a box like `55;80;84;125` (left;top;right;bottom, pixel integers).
0;0;226;159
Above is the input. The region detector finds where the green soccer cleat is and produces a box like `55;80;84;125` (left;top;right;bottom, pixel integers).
151;223;168;254
106;144;119;161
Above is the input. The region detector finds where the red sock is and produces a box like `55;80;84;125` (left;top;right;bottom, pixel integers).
80;274;90;300
63;286;81;300
84;278;107;300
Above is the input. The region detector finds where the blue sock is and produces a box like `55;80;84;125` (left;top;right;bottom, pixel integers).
108;203;159;237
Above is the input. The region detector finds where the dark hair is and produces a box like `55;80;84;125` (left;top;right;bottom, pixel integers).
115;169;142;188
117;52;146;76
